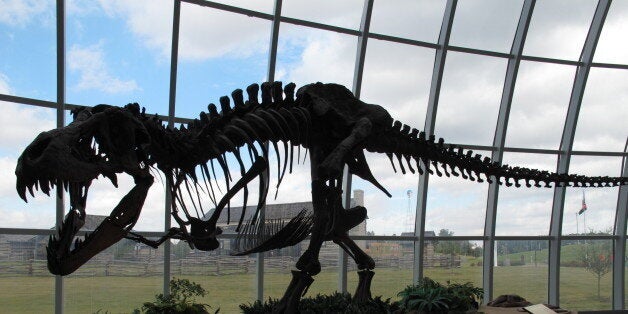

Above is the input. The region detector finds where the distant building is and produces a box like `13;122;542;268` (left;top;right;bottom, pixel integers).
399;231;436;257
203;189;367;257
0;214;161;261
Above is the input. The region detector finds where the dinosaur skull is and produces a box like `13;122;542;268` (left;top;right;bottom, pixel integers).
15;104;152;275
16;105;150;200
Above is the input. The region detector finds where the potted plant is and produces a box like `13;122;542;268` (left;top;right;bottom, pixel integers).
395;278;482;314
134;278;219;314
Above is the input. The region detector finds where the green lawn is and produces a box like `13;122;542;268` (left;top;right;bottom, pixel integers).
0;263;620;313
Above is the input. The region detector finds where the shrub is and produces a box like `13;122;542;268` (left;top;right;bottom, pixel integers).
396;277;483;313
561;260;585;267
239;292;396;314
134;278;219;314
509;260;526;267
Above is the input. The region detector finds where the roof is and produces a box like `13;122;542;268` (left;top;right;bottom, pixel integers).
1;234;38;243
203;199;356;225
0;214;110;244
82;214;108;230
400;231;436;237
204;201;313;224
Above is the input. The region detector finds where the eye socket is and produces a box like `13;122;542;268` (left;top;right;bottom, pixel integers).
26;136;52;160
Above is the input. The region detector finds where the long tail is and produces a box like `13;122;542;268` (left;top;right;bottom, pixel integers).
365;120;627;189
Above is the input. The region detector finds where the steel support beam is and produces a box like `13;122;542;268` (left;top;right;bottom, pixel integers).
337;0;374;294
351;0;373;99
255;0;283;301
548;0;610;305
483;0;535;303
164;0;182;298
55;0;66;312
414;0;457;284
613;141;628;309
340;168;352;293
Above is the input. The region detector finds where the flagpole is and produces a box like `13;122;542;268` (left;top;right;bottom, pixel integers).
576;212;579;244
582;190;587;233
584;211;587;234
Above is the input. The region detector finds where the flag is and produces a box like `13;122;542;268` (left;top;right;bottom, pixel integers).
578;192;587;215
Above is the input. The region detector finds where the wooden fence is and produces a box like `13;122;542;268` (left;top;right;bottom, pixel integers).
0;254;461;277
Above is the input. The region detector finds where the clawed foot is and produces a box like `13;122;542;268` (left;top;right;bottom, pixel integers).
353;269;375;303
273;270;314;314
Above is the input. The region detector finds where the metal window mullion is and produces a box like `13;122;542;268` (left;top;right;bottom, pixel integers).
548;0;610;305
483;0;535;303
256;0;282;301
613;142;628;309
414;0;457;284
340;169;352;293
351;0;373;99
337;0;374;294
55;0;66;312
164;0;181;297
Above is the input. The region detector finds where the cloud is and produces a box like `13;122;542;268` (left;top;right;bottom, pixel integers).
0;157;16;198
276;29;356;87
0;0;51;27
370;0;446;43
0;74;56;150
0;73;10;93
91;0;271;61
449;0;523;52
523;0;598;60
68;42;140;94
0;74;59;228
595;2;628;63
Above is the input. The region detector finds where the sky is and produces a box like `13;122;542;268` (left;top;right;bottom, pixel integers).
0;0;627;237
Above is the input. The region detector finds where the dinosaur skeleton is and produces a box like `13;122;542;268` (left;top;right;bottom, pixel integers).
15;82;627;313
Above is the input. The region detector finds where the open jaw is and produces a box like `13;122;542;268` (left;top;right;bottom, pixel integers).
15;106;153;275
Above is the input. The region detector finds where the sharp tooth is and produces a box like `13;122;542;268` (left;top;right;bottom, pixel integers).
63;181;69;192
16;178;27;202
104;173;118;187
40;179;50;196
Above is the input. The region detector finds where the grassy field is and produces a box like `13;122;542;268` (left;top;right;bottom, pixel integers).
0;263;620;313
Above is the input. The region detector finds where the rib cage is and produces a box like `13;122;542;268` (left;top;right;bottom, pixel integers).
138;82;313;238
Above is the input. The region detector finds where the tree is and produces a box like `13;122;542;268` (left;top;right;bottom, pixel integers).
434;229;456;255
578;241;612;299
434;229;478;256
172;240;193;259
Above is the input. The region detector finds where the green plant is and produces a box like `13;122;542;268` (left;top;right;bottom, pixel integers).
578;241;613;299
446;282;483;312
134;278;219;314
239;292;396;313
239;298;278;314
396;277;482;313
